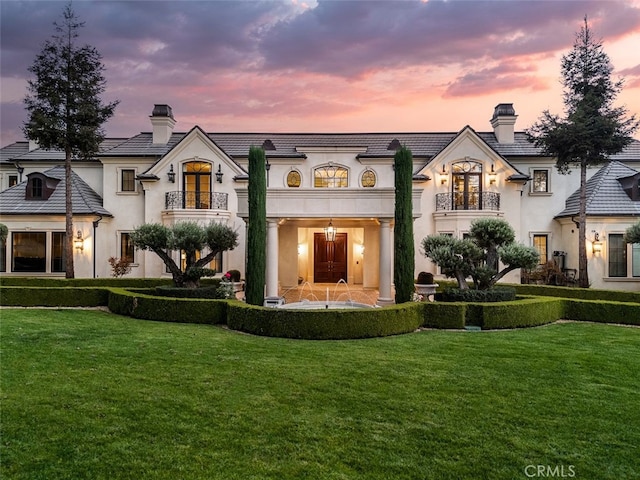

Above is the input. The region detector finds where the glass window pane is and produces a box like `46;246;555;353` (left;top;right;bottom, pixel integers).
533;235;548;265
533;170;548;192
314;166;348;188
287;170;301;187
12;232;46;272
632;243;640;277
121;169;136;192
608;234;627;277
121;233;135;263
51;232;66;272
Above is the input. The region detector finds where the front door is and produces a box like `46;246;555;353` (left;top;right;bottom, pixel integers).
314;232;347;283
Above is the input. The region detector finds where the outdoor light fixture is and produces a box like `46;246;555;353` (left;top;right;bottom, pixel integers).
215;164;223;183
489;164;497;184
440;164;448;185
592;232;603;254
74;230;84;251
324;219;337;242
167;164;176;183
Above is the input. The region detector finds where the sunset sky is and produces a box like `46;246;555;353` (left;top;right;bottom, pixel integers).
2;0;640;146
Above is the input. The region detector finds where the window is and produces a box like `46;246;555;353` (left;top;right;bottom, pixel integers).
121;233;135;263
0;233;6;272
452;160;482;210
183;161;212;209
31;177;43;198
51;232;66;272
361;169;376;187
533;234;548;265
314;165;348;188
8;175;18;187
180;249;222;273
608;234;627;277
633;244;640;278
287;170;301;187
121;169;136;192
532;170;549;193
12;232;46;272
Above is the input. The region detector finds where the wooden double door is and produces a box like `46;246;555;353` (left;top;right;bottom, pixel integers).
313;233;347;283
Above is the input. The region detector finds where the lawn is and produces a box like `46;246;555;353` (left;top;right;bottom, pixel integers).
1;309;638;480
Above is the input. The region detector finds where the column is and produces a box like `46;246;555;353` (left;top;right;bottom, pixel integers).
377;218;393;305
266;218;279;298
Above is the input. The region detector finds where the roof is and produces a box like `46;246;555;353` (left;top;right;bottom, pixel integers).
0;165;112;217
555;161;640;218
2;132;638;163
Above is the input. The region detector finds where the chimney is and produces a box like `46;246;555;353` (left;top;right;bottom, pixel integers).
490;103;517;144
150;104;176;144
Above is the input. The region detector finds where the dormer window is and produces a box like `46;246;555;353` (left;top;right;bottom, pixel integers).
26;173;58;200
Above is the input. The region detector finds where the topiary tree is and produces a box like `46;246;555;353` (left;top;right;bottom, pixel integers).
394;146;415;303
421;218;539;290
245;146;267;305
624;221;640;244
130;221;238;288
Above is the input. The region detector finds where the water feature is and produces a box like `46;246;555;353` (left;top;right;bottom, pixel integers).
277;280;375;310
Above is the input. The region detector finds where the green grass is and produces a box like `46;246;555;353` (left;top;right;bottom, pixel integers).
1;309;639;480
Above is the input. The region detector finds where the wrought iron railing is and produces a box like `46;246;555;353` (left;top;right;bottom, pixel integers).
435;192;500;211
165;191;228;210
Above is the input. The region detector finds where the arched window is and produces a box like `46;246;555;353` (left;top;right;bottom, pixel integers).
452;160;482;210
361;169;376;187
183;161;212;209
287;170;301;187
314;164;348;188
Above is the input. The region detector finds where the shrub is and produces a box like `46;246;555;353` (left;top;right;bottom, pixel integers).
416;272;434;284
108;256;132;277
0;286;109;307
564;298;640;325
226;269;241;282
442;287;516;303
480;296;565;329
154;284;221;299
422;301;466;329
227;302;424;340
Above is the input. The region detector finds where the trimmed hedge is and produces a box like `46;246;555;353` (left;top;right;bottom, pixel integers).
563;298;640;326
422;301;466;329
513;283;640;303
107;288;227;324
155;285;220;299
227;302;425;339
442;287;516;303
480;296;565;329
0;277;219;288
0;286;109;307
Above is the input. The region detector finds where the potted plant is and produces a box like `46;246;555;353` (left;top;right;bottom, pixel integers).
415;271;438;302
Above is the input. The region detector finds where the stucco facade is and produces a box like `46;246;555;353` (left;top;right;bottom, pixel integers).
1;103;639;294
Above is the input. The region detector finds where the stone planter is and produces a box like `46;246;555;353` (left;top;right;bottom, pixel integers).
414;283;439;302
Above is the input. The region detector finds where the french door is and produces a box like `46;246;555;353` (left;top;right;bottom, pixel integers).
314;232;347;283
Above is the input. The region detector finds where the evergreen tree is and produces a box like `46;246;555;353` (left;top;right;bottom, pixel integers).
527;17;638;287
393;146;415;303
23;3;118;278
245;146;267;305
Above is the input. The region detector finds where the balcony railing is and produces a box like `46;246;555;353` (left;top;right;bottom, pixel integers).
435;192;500;211
165;191;228;210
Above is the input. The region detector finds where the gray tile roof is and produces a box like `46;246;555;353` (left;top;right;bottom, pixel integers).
555;161;640;217
0;165;112;217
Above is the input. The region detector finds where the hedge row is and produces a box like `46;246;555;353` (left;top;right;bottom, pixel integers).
227;301;425;340
0;286;110;307
107;288;227;324
512;283;640;303
563;298;640;326
0;277;220;288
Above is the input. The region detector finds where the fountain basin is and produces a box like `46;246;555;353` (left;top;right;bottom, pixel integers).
277;300;374;310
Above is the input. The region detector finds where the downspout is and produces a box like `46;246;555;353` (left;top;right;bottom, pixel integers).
92;215;103;278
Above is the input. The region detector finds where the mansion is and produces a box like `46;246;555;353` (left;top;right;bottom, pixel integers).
1;103;639;300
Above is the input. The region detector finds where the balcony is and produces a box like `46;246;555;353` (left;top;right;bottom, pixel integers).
165;191;228;210
435;192;500;212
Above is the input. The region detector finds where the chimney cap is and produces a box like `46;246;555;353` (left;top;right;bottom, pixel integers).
492;103;516;120
151;104;174;119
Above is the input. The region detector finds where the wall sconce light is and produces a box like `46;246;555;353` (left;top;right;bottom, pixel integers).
357;244;365;255
489;164;497;185
74;230;84;250
592;232;603;254
167;164;176;183
297;244;302;255
440;164;448;185
215;164;224;183
324;219;337;242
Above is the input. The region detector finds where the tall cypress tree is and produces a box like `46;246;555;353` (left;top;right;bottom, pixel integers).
245;146;267;305
394;146;415;303
23;4;118;278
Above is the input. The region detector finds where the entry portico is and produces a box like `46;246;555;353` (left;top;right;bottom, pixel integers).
236;187;423;305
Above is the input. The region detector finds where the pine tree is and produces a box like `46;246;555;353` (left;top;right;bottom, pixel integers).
245;146;267;305
527;17;638;287
393;146;415;303
23;3;118;278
